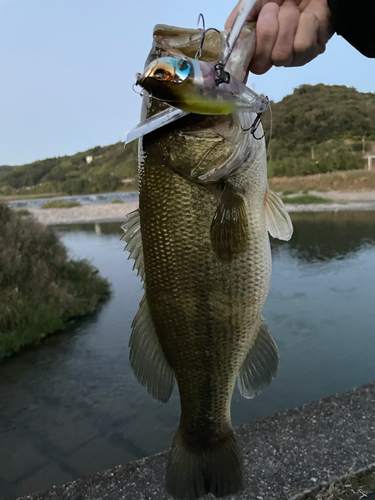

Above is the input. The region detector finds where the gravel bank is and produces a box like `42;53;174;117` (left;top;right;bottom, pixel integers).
286;201;375;212
26;202;139;225
17;195;375;225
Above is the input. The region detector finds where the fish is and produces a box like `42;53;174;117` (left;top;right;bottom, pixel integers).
122;23;293;500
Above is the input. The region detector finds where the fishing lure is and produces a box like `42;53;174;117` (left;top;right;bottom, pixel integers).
135;54;269;116
126;0;267;144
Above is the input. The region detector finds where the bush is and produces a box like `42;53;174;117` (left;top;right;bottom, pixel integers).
41;200;81;209
61;178;88;195
0;203;110;359
282;194;333;204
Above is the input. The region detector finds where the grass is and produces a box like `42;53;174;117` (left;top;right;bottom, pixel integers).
111;199;124;204
298;468;375;499
0;203;110;360
282;194;333;204
41;200;81;209
16;209;31;217
282;189;300;196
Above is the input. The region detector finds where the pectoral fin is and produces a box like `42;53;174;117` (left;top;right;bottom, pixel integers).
210;183;249;262
264;186;293;241
130;293;175;403
237;320;279;399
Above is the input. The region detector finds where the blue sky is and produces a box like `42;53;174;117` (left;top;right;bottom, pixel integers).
1;0;374;166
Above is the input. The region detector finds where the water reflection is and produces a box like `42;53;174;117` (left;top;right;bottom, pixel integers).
273;211;375;262
0;212;375;499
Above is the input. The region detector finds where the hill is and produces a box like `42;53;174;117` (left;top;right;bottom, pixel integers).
0;140;138;197
263;84;375;177
0;84;374;197
0;166;13;177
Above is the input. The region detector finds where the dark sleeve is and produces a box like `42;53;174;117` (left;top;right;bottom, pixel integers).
327;0;375;57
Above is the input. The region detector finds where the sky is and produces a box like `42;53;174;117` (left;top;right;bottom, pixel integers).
0;0;374;166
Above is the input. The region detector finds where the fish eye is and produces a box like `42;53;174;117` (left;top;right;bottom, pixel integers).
154;69;167;80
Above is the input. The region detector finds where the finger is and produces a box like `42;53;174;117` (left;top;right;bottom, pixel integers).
271;0;300;67
249;2;280;74
225;0;265;29
305;0;334;47
293;10;323;66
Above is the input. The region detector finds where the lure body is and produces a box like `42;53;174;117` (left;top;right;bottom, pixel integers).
136;55;269;115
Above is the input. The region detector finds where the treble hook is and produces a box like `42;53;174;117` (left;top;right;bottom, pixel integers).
195;13;206;59
240;110;267;140
250;113;266;140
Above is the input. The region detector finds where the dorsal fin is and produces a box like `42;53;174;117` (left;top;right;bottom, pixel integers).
121;209;145;282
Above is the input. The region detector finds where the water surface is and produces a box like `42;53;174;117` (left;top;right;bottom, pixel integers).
1;211;375;499
7;191;138;209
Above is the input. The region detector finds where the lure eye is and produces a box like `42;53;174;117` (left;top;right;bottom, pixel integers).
154;69;167;81
178;59;188;71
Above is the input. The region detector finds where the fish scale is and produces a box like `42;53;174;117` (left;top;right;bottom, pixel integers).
140;133;270;443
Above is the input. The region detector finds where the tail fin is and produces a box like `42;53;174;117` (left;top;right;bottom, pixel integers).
165;427;244;499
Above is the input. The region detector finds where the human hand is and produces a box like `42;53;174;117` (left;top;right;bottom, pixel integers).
225;0;334;74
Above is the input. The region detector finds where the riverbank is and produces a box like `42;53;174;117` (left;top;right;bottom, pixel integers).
24;202;139;225
12;191;375;225
16;379;375;500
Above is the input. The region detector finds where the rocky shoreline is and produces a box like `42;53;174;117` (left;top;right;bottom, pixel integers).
19;195;375;225
25;202;139;225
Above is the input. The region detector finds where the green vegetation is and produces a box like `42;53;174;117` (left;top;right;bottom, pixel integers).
15;209;31;217
282;194;333;204
0;85;374;193
262;84;375;177
0;166;13;177
41;200;81;209
0;140;138;197
111;199;124;204
0;203;111;360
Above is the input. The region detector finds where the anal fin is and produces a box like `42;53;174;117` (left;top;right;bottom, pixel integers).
210;182;249;262
264;186;293;241
237;320;279;399
130;293;175;403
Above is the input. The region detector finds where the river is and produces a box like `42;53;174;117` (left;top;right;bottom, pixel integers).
1;211;375;499
6;191;138;209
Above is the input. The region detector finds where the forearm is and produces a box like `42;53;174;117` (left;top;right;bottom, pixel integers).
327;0;375;57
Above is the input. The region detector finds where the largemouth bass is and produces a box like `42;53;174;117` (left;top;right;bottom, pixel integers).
122;23;293;499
